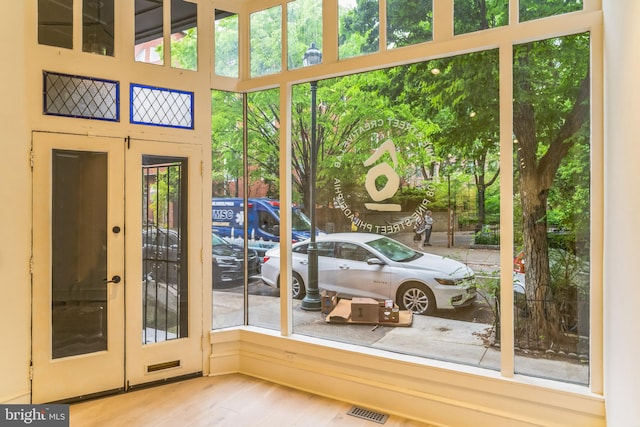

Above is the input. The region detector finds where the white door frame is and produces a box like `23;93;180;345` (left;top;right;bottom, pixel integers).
31;132;203;403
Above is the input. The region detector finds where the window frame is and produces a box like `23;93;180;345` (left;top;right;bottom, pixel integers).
212;0;603;395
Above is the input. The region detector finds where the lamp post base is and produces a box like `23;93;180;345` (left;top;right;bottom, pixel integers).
301;294;322;311
301;244;321;311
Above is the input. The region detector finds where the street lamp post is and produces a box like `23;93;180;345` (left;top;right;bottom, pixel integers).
301;43;322;311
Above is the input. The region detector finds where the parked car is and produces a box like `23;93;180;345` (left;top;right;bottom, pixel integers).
143;227;259;289
512;248;589;294
212;232;260;287
261;233;477;315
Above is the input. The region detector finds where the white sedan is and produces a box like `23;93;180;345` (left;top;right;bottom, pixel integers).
261;233;477;315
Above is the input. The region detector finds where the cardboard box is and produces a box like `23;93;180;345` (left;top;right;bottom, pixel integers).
321;290;338;315
379;305;400;323
350;297;379;322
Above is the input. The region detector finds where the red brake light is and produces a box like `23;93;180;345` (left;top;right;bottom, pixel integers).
263;256;270;263
513;253;525;273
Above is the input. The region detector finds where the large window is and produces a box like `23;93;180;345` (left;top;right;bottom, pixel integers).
250;6;282;77
211;0;595;388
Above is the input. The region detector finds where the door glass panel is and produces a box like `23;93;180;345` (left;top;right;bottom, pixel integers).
142;156;189;344
52;150;108;359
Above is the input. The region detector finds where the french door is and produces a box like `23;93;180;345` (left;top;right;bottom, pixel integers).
32;132;203;403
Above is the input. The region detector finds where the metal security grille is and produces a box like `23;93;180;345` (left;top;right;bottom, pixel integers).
346;406;389;424
43;71;119;121
130;84;194;129
142;156;189;344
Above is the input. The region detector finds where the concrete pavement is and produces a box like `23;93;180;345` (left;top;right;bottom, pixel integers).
212;231;588;384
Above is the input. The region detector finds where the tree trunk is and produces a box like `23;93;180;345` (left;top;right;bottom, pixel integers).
520;175;560;346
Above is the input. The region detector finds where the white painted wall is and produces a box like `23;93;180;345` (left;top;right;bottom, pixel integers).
602;0;640;425
0;2;32;403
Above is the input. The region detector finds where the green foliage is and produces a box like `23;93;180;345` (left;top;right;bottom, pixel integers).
287;0;323;69
214;14;238;78
386;0;433;48
454;0;509;35
250;6;282;76
211;90;244;197
519;0;582;22
170;28;197;71
474;225;500;245
339;0;379;58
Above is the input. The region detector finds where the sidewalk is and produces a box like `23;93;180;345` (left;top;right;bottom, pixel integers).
393;230;500;273
212;230;588;385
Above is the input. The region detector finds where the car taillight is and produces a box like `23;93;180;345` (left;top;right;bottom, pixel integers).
513;254;525;273
263;256;270;263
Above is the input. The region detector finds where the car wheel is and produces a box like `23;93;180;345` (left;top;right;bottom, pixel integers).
292;272;306;299
398;283;435;315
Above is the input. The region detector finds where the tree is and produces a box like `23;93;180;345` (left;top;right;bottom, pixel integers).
211;90;244;197
513;33;590;343
383;49;501;231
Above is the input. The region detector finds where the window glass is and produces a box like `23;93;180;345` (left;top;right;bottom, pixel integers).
83;0;114;56
512;33;590;385
317;242;336;257
38;0;73;49
210;88;282;330
246;88;281;329
288;0;323;70
266;51;504;367
171;0;197;70
339;0;379;59
136;0;163;65
211;90;245;330
214;11;239;78
250;6;283;77
336;243;372;262
520;0;582;22
386;0;433;49
454;0;508;35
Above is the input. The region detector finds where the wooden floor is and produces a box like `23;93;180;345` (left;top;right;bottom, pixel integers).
70;374;435;427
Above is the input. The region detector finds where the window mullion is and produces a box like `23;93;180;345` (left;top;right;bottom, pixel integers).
499;42;515;378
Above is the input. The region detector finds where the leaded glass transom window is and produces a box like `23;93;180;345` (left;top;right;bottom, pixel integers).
130;84;194;129
43;71;119;121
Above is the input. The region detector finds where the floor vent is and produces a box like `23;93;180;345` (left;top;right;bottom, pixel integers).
347;406;389;424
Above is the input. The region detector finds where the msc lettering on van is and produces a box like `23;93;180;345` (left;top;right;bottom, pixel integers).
212;209;234;222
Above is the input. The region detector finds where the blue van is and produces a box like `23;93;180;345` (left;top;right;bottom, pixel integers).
212;198;317;256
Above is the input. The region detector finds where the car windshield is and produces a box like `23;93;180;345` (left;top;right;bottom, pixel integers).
268;206;311;232
212;233;228;247
366;236;421;262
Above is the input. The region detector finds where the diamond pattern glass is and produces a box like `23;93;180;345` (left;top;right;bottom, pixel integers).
43;71;119;121
130;84;194;129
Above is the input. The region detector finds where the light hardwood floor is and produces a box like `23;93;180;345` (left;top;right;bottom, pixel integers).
70;374;435;427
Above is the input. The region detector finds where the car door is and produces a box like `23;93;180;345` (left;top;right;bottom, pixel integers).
292;241;338;292
335;242;392;300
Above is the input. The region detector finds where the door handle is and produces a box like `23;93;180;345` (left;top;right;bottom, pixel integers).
339;264;349;270
105;275;121;284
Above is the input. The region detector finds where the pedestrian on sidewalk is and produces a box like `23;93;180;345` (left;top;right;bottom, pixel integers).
422;210;434;247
